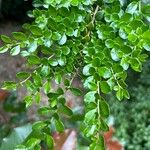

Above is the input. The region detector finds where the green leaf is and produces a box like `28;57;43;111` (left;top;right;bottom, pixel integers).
32;121;47;131
119;29;127;39
47;92;59;99
49;59;58;66
57;87;64;95
71;0;79;6
52;32;61;41
123;89;130;99
24;95;32;107
120;13;132;22
89;82;97;91
143;30;150;40
16;72;30;79
129;20;144;30
143;43;150;51
58;105;73;116
20;51;30;57
0;46;9;53
30;26;42;36
55;73;62;84
28;41;38;52
44;81;51;94
83;64;92;76
98;67;111;79
55;120;65;132
130;58;141;72
84;91;96;103
2;81;17;90
34;92;41;104
87;47;95;55
26;138;40;149
46;135;54;149
33;73;42;86
92;57;101;67
58;33;67;45
12;32;27;41
142;5;150;15
128;33;137;42
69;87;82;96
99;99;110;118
111;48;120;61
1;35;11;43
41;65;50;76
100;81;111;94
0;124;32;150
116;87;124;101
64;79;70;87
10;45;20;56
58;57;66;66
62;46;70;55
83;76;94;89
38;106;51;115
120;58;129;70
89;136;105;150
86;125;96;137
100;118;109;131
122;45;132;54
27;55;40;65
105;39;114;48
126;2;138;14
85;109;96;123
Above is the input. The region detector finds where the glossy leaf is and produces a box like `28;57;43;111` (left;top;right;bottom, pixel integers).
12;32;27;41
100;81;111;94
99;99;110;118
55;120;65;132
1;35;11;43
0;124;32;150
10;45;20;56
0;46;9;53
98;67;111;79
16;72;30;79
69;87;82;96
59;33;67;45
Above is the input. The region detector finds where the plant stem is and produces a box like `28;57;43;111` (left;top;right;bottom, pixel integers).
111;68;123;89
92;5;99;24
20;74;31;85
87;5;99;36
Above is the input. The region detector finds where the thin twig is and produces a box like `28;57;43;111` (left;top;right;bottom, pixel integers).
68;67;79;88
48;54;55;60
92;5;99;24
87;5;99;36
20;74;31;85
111;68;122;89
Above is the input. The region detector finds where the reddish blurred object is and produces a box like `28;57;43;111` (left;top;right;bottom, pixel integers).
53;129;77;150
104;127;124;150
0;89;9;102
66;99;74;108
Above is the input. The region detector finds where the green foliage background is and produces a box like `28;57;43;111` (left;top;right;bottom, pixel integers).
109;60;150;150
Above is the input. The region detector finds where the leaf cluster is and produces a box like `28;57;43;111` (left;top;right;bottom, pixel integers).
0;0;150;149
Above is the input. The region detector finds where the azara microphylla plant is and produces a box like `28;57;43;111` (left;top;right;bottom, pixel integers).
0;0;150;149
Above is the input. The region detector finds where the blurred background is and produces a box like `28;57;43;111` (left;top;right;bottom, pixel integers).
0;0;150;150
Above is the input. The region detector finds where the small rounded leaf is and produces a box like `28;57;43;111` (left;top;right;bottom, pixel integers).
10;45;20;56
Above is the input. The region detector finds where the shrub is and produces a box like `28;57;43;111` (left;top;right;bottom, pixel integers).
0;0;149;149
109;60;150;150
